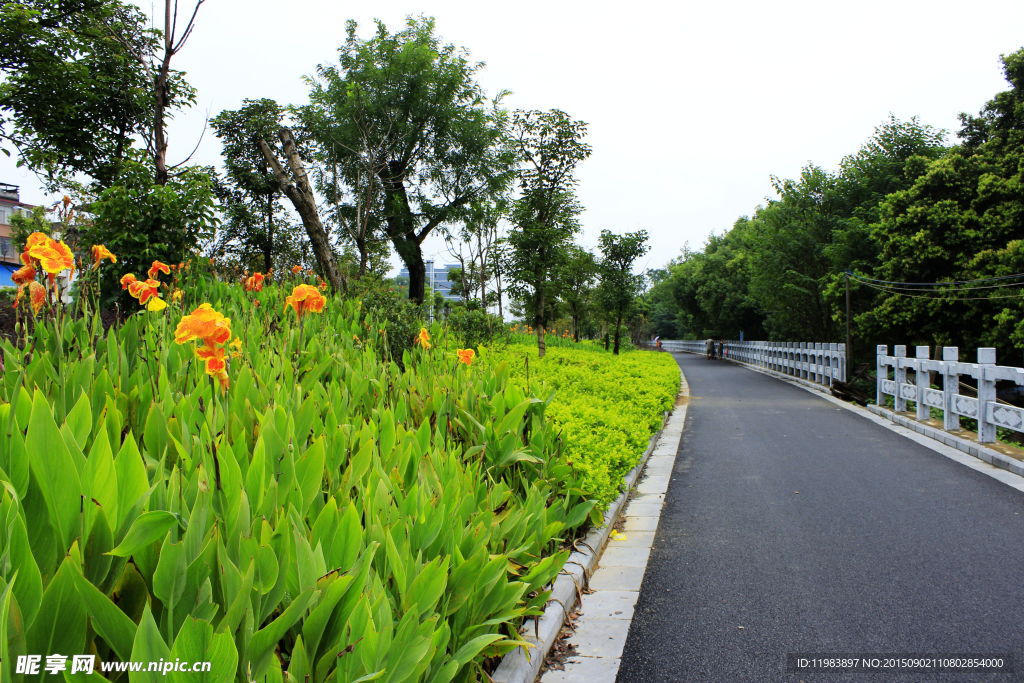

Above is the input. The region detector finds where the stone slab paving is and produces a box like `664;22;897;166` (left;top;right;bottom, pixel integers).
541;381;689;683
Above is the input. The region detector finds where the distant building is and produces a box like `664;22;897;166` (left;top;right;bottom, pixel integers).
399;261;461;301
0;183;33;286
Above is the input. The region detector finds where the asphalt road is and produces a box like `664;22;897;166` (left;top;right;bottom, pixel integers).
616;352;1024;683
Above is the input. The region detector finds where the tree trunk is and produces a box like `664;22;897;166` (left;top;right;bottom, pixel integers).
535;289;546;358
478;232;487;309
258;129;342;292
262;192;274;272
613;309;623;355
496;269;503;319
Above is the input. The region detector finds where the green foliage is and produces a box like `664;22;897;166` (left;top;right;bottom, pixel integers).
506;109;591;354
859;48;1024;359
298;15;514;304
0;0;195;190
86;157;218;303
446;307;506;351
0;264;632;681
210;99;302;273
554;245;599;342
596;230;649;354
666;113;949;357
488;341;679;505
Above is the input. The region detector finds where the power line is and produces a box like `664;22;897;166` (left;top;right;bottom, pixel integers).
855;278;1024;302
845;269;1024;287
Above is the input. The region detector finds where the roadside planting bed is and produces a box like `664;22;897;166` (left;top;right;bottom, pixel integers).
0;245;676;683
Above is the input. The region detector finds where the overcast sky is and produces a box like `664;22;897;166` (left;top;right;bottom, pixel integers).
2;0;1023;275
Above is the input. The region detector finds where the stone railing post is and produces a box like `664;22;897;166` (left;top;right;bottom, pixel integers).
876;345;887;405
837;343;846;382
978;348;997;443
915;346;930;421
942;347;960;431
894;345;908;412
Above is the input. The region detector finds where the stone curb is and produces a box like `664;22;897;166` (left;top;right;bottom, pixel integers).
490;368;684;683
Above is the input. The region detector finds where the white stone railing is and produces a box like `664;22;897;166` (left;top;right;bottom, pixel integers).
655;340;846;386
876;345;1024;444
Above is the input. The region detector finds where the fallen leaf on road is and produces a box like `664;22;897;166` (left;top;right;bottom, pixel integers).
610;531;627;541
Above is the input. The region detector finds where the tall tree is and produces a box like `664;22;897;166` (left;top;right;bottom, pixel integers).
864;48;1024;358
211;99;292;272
555;244;599;342
506;109;591;357
597;229;649;355
258;127;343;291
298;16;515;304
0;0;193;190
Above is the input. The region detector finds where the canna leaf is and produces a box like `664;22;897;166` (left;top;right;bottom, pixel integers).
72;567;138;663
25;389;82;555
127;603;171;683
108;511;181;557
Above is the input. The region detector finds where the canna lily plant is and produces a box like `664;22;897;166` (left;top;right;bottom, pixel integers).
0;253;634;683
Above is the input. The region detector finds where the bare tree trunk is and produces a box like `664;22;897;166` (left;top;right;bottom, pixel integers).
535;290;546;358
152;2;172;185
259;129;342;292
613;308;623;355
496;269;503;319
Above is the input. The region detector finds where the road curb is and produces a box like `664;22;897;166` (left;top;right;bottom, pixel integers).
490;367;686;683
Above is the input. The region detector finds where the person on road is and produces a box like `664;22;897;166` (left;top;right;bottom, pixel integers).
706;338;714;360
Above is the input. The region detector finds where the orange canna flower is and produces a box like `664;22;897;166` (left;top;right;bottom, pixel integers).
318;279;327;291
252;299;261;308
244;272;264;292
456;348;475;365
12;265;35;286
25;234;74;275
128;278;160;304
148;260;170;280
14;281;47;315
284;284;326;319
120;273;138;290
291;265;302;274
174;303;232;346
91;245;116;268
28;281;46;314
415;327;431;349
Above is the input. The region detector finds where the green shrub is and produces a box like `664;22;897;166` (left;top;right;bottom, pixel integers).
487;343;679;505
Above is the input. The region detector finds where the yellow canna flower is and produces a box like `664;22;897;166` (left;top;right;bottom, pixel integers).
415;327;431;349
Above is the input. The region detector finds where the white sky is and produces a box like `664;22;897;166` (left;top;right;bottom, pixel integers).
2;0;1023;275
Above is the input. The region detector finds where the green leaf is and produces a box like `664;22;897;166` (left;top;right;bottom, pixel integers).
114;432;149;532
152;537;187;622
0;571;18;683
108;511;180;557
25;389;82;554
65;391;92;451
72;567;138;662
167;617;238;683
245;587;315;681
26;551;87;682
128;603;171;683
7;507;42;628
83;427;118;527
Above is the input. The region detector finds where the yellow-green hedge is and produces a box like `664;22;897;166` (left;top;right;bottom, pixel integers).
486;342;680;505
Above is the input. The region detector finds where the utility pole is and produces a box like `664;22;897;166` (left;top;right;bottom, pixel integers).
846;273;852;379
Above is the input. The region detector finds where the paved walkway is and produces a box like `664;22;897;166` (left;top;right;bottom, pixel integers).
612;352;1024;682
542;379;689;682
